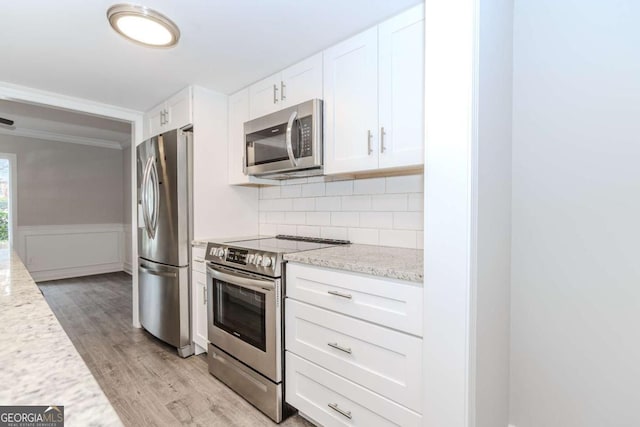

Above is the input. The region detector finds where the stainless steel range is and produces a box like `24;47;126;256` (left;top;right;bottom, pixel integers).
204;235;349;422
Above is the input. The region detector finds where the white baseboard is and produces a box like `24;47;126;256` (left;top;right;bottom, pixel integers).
15;223;132;280
123;261;133;275
32;263;125;282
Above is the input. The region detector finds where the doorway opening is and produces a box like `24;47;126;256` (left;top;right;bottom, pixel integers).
0;154;16;249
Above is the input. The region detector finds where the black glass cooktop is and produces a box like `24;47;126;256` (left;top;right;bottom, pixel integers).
225;235;350;254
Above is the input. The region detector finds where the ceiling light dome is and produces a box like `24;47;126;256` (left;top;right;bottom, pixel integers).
107;4;180;48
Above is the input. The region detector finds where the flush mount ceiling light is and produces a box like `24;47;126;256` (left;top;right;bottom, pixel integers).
107;4;180;48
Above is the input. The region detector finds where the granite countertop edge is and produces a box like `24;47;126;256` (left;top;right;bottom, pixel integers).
0;249;123;426
284;243;424;284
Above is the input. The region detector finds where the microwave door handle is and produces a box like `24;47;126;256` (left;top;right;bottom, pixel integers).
285;110;299;167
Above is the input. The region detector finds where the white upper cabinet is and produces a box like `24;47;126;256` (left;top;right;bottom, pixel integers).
144;87;193;139
378;4;425;169
248;53;323;120
249;72;281;119
323;4;424;175
228;89;278;186
323;27;379;174
280;53;323;108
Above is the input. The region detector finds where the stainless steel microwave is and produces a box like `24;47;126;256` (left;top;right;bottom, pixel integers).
244;99;323;178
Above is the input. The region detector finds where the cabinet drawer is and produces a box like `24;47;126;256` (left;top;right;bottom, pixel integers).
286;300;422;412
286;263;423;336
286;352;421;427
192;246;206;273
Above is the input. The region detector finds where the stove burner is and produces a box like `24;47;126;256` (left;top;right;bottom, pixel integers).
275;235;351;245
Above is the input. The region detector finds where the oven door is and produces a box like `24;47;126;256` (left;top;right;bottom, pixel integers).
207;264;281;382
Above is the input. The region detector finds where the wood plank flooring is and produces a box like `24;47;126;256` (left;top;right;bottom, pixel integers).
38;272;313;427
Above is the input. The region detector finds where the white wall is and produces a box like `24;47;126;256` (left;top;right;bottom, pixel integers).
258;174;423;248
192;86;259;240
510;2;640;426
422;0;476;424
474;0;513;426
123;144;132;272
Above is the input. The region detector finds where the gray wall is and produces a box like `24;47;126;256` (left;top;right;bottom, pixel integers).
0;134;124;226
511;1;640;426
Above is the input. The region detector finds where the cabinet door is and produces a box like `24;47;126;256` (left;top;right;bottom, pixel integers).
286;352;422;427
146;103;165;139
249;72;281;119
323;27;379;175
193;270;208;352
280;53;323;108
378;5;425;169
228;89;250;185
166;87;192;131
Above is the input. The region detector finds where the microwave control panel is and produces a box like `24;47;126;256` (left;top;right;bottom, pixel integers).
299;116;313;158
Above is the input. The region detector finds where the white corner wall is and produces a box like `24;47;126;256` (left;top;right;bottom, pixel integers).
422;0;476;425
510;2;640;426
474;0;513;426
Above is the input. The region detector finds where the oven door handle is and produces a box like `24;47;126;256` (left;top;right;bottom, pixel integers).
207;266;275;291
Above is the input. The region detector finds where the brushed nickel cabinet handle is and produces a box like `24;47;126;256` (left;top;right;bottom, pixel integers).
273;84;279;104
327;290;352;299
328;342;352;354
281;81;286;100
328;403;352;419
367;129;373;155
203;285;207;305
380;126;386;153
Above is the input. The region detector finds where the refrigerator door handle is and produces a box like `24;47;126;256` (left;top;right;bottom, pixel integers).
149;159;160;238
141;156;154;239
140;263;177;278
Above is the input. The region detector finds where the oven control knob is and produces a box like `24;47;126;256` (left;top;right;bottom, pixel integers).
254;254;263;265
247;254;255;264
261;256;273;268
216;247;225;258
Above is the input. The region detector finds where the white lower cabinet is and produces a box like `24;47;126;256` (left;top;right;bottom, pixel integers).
286;352;422;427
191;246;208;354
286;300;423;412
285;262;423;425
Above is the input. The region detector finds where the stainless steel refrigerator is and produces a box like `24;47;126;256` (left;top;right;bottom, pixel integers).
137;128;193;357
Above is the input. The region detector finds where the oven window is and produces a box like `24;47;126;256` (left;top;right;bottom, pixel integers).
213;279;266;351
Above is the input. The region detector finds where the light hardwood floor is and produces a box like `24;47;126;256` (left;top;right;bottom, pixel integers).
38;272;313;427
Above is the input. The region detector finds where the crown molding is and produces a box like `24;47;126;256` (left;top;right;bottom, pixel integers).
0;126;124;149
0;81;142;122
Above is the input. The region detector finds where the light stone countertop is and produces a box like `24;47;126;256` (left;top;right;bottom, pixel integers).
284;243;424;284
192;235;267;248
0;248;123;426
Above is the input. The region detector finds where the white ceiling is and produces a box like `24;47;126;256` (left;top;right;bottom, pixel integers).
0;100;131;149
0;0;422;112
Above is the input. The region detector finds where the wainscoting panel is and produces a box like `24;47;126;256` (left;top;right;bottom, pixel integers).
16;224;127;282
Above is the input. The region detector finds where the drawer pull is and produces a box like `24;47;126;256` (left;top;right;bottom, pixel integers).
327;290;352;299
328;342;352;354
194;257;204;263
328;403;352;419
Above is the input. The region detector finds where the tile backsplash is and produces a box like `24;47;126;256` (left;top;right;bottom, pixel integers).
258;174;424;249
